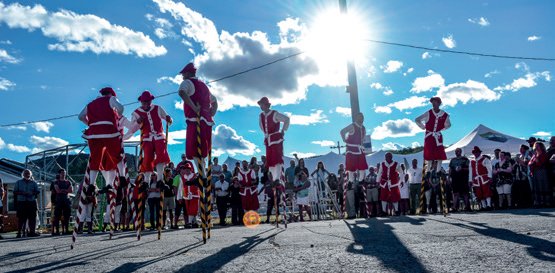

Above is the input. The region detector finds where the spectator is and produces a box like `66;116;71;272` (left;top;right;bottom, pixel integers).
294;172;312;222
249;156;260;184
232;161;241;177
173;165;188;228
285;160;296;190
0;178;4;239
514;145;532;208
238;160;259;212
363;167;379;217
399;164;410;215
161;168;176;229
311;161;331;192
215;174;229;226
167;162;176;178
49;175;59;235
490;149;502;209
116;176;128;231
211;157;223;186
407;159;423;214
493;151;514;209
53;169;72;235
547;136;555;207
175;162;199;229
13;169;40;238
81;180;97;234
448;148;471;212
338;163;346;182
175;154;188;175
470;146;493;211
222;163;232;182
529;142;550;208
229;176;244;225
294;157;309;177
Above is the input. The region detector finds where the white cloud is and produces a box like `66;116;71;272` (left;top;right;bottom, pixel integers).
388;96;429;111
382;142;405;150
335;106;351;117
31;121;54;133
494;71;551;92
0;77;15;90
5;125;26;130
411;70;445;93
212;124;257;156
40;85;47;90
442;34;456;48
370;82;393;95
7;143;31;153
411;141;421;148
407;68;414;73
286;110;329;125
153;0;328;111
167;129;186;145
468;17;490;26
158;75;182;85
174;100;183;110
312;140;335;147
527;36;541;41
0;49;21;63
0;137;5;149
371;119;422;140
485;70;500;78
422;52;431;59
374;105;392;114
146;14;178;40
381;60;403;73
29;135;69;151
0;2;166;57
533;131;551;137
0;40;11;44
438;80;501;107
290;151;316;158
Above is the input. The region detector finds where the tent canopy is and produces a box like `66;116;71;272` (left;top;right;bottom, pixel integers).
445;124;528;158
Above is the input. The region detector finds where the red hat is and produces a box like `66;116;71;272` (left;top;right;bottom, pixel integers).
180;63;197;74
257;97;271;106
99;87;116;97
183;162;193;170
137;91;155;102
430;97;442;104
471;146;482;153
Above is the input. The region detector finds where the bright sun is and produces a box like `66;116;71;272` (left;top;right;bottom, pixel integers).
302;8;371;68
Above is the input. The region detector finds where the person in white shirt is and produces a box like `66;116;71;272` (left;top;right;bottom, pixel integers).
215;174;230;226
407;159;423;214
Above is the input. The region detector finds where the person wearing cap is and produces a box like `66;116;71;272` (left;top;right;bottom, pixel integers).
125;91;173;185
469;146;493;211
258;97;290;183
238;160;259;212
173;162;199;228
340;112;369;193
377;152;405;216
178;63;218;174
78;87;126;191
415;97;451;170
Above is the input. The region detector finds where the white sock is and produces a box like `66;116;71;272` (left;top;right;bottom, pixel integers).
486;197;491;207
156;163;165;174
90;170;99;185
393;202;399;211
117;161;126;177
481;200;487;208
381;201;387;212
358;170;366;181
101;170;117;186
144;172;151;183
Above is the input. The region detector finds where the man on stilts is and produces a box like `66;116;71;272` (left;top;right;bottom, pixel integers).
340;112;368;219
377;152;405;216
415;97;451;171
125;91;173;185
258;97;290;183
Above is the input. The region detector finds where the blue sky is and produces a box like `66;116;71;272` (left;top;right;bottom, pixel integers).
0;0;553;165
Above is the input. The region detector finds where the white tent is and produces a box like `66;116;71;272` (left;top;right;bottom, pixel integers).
445;124;528;158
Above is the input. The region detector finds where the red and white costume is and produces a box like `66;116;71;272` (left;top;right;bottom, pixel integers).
79;95;123;172
415;109;451;161
259;107;290;181
176;173;200;216
377;161;404;203
179;78;216;161
238;169;259;211
340;122;368;172
126;104;171;172
469;155;493;200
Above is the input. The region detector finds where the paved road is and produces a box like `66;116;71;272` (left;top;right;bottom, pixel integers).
1;208;554;272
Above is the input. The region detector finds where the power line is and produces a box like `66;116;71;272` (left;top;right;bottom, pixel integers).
1;40;552;128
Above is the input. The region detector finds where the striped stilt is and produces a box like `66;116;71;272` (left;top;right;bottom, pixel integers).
419;164;427;215
195;106;207;244
364;184;370;218
342;175;348;218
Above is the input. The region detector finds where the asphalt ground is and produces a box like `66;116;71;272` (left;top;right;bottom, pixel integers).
0;208;554;273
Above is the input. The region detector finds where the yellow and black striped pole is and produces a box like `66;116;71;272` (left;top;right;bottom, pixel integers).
206;144;212;239
137;123;144;240
419;164;427;215
440;177;447;217
195;105;207;244
158;191;164;239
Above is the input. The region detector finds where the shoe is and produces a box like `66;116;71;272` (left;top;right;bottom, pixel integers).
395;211;401;216
185;224;192;229
192;223;199;228
16;233;21;238
449;208;459;213
171;226;179;230
52;232;61;236
378;211;388;217
27;233;40;237
219;222;227;227
264;220;270;224
0;235;3;240
63;231;72;235
464;207;473;212
88;230;94;234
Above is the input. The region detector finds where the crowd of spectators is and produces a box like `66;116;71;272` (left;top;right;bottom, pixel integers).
8;136;555;239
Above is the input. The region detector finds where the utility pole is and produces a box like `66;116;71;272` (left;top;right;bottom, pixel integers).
330;141;346;155
339;0;360;123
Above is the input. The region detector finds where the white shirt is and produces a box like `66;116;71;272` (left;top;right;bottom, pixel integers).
414;109;451;131
407;167;423;184
215;180;229;197
179;77;218;103
78;96;124;125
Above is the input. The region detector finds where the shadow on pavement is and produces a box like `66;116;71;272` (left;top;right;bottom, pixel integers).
431;217;555;263
344;217;429;273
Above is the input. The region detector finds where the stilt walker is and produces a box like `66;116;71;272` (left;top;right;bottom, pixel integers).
178;62;218;244
136;123;145;240
75;87;126;248
415;97;451;170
